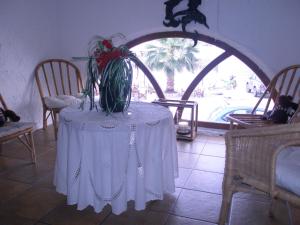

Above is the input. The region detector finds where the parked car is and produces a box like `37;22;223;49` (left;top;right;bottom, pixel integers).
207;106;264;123
246;80;267;97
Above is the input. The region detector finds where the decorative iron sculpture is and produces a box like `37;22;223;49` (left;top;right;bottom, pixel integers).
163;0;209;45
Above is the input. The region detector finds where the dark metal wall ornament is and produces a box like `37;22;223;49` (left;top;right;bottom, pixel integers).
163;0;209;46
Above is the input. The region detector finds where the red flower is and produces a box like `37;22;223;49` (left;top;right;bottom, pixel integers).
96;49;123;71
102;40;113;49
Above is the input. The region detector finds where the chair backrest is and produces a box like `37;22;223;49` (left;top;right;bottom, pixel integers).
252;65;300;121
0;94;8;110
35;59;83;102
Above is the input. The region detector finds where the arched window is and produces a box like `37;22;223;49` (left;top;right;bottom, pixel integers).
127;32;270;129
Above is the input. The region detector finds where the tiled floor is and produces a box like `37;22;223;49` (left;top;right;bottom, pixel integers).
0;127;299;225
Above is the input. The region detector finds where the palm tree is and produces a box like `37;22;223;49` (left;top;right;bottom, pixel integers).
143;38;199;93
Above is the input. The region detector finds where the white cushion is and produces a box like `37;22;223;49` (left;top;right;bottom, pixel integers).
44;95;82;109
0;122;35;139
74;92;84;98
276;146;300;196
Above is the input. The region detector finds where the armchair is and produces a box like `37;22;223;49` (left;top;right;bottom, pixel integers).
35;59;83;138
219;122;300;225
227;65;300;129
0;94;36;163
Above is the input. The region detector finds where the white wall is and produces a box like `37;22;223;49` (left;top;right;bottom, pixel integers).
58;0;300;77
1;0;300;128
218;0;300;73
0;0;59;126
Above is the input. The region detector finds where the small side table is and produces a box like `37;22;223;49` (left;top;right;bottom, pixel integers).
153;99;198;141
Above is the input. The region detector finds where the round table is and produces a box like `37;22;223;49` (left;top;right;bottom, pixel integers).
54;102;178;214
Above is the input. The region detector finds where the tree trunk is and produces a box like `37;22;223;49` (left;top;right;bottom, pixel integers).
166;73;175;93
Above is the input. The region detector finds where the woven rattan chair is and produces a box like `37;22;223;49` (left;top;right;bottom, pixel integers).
227;65;300;129
219;123;300;225
0;94;36;163
35;59;83;138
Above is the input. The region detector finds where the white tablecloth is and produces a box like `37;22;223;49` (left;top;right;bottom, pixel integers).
54;102;178;214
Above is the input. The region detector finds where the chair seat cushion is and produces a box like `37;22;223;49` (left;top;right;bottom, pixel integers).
44;95;82;109
276;146;300;196
0;122;35;139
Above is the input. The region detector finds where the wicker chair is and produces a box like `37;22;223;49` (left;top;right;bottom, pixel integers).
0;94;36;163
227;65;300;129
35;59;83;139
219;123;300;225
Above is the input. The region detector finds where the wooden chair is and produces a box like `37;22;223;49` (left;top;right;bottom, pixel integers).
0;94;36;163
219;123;300;225
227;65;300;129
35;59;83;138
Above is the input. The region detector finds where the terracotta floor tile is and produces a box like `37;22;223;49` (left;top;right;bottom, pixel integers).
0;178;32;205
177;152;200;169
0;126;296;225
198;128;226;136
229;196;289;225
1;186;65;220
102;210;168;225
35;143;56;156
195;135;208;142
149;188;181;212
1;140;31;159
0;211;36;225
201;143;225;158
41;204;111;225
37;148;57;167
205;135;225;144
34;171;55;190
172;189;222;223
33;128;56;148
1;153;54;184
0;156;31;173
185;170;223;194
195;155;225;173
165;215;216;225
177;140;206;154
2;160;53;184
292;206;300;224
175;168;192;187
1;138;54;160
233;192;270;202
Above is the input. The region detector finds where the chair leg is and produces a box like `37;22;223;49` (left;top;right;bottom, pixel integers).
28;131;36;163
219;188;234;225
52;110;58;140
43;107;47;129
17;132;37;163
269;197;276;218
286;201;294;225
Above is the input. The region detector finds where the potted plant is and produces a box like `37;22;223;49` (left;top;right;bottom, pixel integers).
83;34;138;113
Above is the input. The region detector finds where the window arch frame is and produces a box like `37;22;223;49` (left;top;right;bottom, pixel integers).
126;31;270;129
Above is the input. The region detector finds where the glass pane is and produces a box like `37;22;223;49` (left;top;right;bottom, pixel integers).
131;38;272;124
189;56;273;123
131;38;224;101
131;66;158;102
